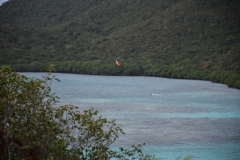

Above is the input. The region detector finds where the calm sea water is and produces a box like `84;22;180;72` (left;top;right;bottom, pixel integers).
21;72;240;160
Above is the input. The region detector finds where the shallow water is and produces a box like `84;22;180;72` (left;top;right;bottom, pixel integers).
21;73;240;160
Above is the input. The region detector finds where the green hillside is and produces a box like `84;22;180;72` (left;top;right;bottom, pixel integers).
0;0;240;88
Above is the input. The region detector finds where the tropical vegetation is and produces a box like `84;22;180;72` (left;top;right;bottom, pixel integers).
0;65;155;160
0;0;239;88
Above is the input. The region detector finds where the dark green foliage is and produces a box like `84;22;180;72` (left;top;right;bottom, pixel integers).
0;0;239;88
0;66;155;160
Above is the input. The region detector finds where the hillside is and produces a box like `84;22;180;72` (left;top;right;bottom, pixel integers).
0;0;240;88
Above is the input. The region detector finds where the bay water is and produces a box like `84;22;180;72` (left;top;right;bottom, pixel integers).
21;72;240;160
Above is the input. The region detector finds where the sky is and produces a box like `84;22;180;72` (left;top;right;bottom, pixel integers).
0;0;7;6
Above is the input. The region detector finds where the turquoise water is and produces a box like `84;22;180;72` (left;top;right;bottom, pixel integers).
21;73;240;160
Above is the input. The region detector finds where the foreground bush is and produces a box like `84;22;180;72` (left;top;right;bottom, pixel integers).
0;66;154;160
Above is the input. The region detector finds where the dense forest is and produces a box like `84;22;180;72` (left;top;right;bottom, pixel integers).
0;0;240;88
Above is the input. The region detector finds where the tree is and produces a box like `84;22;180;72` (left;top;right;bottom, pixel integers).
0;65;68;160
0;66;155;160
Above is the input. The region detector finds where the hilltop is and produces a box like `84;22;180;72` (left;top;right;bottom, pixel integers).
0;0;239;88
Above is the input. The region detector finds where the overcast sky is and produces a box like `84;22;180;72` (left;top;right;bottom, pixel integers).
0;0;7;6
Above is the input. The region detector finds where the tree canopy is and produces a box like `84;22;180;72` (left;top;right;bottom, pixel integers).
0;65;155;160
